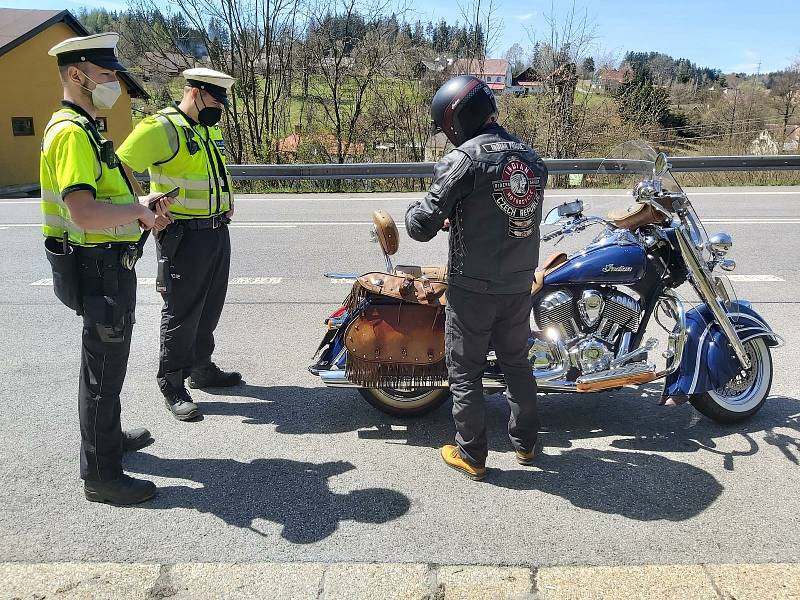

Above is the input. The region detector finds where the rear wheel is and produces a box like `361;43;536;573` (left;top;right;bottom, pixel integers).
689;338;772;423
359;387;450;417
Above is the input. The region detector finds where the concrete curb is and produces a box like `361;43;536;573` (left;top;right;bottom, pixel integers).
2;562;799;600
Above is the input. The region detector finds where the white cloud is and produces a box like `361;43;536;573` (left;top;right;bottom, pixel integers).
516;12;535;21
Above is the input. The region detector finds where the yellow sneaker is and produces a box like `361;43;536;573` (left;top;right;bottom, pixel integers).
440;445;486;481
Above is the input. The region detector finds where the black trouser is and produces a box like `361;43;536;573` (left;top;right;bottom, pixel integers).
445;285;539;467
156;221;231;394
75;246;137;481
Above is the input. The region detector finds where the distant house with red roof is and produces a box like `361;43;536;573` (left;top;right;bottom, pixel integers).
277;127;366;162
510;67;545;95
594;66;632;92
452;58;512;93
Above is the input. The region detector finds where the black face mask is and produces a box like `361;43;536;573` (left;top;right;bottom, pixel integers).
198;106;222;126
195;95;222;126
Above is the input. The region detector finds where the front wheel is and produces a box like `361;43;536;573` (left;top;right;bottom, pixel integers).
689;338;773;423
359;387;450;417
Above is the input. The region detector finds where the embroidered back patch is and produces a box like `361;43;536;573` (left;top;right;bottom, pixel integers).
491;156;541;238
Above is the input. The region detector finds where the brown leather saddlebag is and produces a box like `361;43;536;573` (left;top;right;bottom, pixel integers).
344;272;447;313
344;304;447;387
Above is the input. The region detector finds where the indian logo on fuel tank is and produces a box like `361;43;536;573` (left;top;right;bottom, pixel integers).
492;156;541;238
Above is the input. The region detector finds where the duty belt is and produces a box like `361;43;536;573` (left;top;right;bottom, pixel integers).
76;242;140;270
176;215;230;230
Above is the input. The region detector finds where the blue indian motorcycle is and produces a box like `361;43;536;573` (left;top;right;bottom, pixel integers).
309;141;781;422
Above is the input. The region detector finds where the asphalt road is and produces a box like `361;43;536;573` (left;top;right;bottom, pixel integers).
0;187;798;568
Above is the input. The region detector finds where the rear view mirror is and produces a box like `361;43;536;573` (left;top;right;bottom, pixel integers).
544;199;584;224
654;152;670;177
544;207;561;225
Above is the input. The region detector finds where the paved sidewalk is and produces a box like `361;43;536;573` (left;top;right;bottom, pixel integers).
3;562;799;599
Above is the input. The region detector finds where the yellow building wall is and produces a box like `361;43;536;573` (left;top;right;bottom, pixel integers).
0;21;136;187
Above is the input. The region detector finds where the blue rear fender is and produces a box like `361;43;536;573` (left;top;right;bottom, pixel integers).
665;300;779;397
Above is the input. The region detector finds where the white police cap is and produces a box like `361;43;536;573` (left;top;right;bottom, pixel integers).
183;67;234;105
48;32;126;71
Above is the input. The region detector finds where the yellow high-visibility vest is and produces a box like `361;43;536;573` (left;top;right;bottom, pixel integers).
40;105;139;245
118;105;232;219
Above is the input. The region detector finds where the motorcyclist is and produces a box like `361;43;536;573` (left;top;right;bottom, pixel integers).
405;75;548;480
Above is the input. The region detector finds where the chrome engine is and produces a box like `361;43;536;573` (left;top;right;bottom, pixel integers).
533;288;642;374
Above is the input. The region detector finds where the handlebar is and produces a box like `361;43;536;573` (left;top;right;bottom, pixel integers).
541;214;614;242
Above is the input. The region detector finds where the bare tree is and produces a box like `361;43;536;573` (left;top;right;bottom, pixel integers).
125;0;300;163
770;60;800;152
457;0;503;64
524;1;597;159
503;42;526;74
302;0;408;164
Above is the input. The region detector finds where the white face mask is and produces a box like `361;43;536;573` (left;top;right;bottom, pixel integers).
78;73;122;110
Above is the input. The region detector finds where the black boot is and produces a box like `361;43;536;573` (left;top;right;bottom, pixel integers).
123;428;152;452
188;362;242;389
84;475;157;505
164;387;200;421
161;370;200;421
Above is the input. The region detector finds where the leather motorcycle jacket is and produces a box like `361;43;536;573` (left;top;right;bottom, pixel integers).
406;123;547;294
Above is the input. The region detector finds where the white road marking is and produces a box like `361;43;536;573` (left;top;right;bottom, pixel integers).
679;190;800;196
5;188;800;206
32;274;786;286
726;274;785;282
230;221;386;226
227;224;297;228
32;277;284;286
233;196;422;202
702;219;800;223
5;218;800;229
229;277;283;285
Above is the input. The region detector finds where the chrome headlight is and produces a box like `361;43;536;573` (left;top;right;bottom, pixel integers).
708;232;733;257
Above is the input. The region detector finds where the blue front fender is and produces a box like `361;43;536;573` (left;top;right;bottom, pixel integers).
665;301;779;396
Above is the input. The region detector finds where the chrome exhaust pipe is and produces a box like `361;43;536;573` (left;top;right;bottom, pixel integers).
530;330;571;382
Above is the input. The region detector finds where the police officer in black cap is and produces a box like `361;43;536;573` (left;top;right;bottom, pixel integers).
405;75;548;480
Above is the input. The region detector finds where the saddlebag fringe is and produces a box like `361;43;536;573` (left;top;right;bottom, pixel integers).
344;280;370;314
345;356;448;388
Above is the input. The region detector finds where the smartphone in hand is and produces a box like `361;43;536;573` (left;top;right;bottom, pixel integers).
148;187;180;209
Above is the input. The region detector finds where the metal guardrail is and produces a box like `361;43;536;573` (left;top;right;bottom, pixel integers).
224;155;800;181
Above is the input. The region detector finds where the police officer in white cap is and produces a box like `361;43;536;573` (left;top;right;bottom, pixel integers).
41;33;172;504
118;67;241;422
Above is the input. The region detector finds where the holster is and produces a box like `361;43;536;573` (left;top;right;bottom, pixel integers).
44;237;82;315
76;246;136;342
155;225;184;294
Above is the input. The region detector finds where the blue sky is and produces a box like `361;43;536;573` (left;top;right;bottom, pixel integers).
4;0;798;73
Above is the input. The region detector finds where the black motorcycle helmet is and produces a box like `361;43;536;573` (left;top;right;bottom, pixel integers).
431;75;498;146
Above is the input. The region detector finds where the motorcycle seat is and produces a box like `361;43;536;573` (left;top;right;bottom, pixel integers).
608;203;669;231
394;264;448;281
532;252;568;295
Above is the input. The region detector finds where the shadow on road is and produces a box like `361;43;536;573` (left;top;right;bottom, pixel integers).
197;384;800;467
125;456;410;544
489;448;722;521
185;384;799;522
